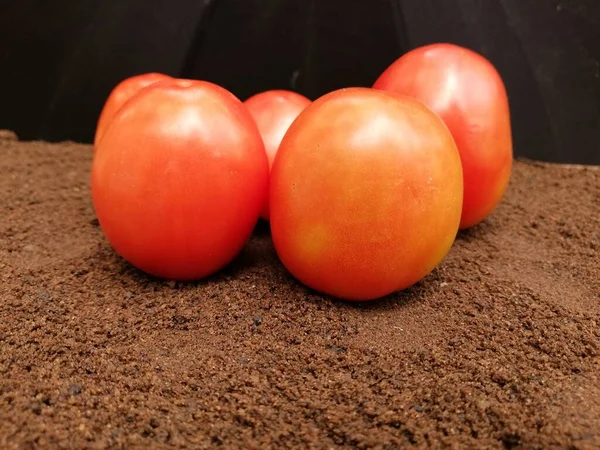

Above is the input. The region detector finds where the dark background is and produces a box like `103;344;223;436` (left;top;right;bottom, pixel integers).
0;0;598;164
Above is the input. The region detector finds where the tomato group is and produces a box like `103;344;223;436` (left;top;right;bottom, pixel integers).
269;88;463;301
92;79;268;280
373;43;513;229
94;72;171;148
244;90;311;220
91;42;514;299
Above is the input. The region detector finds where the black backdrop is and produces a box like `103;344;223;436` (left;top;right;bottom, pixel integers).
1;0;599;164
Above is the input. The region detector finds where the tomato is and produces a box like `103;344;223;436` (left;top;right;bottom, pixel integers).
94;72;171;148
92;79;269;281
244;90;311;220
269;88;463;301
373;43;513;229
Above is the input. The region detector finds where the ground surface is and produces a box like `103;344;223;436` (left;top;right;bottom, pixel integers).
0;135;599;449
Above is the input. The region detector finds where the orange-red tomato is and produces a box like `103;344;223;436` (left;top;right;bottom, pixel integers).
94;72;171;148
244;90;311;220
373;43;513;229
269;88;463;301
92;79;268;281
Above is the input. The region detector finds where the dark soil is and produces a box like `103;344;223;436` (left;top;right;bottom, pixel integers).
1;134;599;449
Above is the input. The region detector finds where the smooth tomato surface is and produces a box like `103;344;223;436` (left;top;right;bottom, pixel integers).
244;90;311;220
270;88;463;301
374;43;513;229
94;72;171;147
92;79;268;280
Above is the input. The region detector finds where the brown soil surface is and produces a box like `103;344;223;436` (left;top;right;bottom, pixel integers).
1;135;599;449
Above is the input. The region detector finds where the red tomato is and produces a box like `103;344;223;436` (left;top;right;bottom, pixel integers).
94;72;171;148
244;90;311;220
373;43;513;229
270;88;463;301
92;79;268;280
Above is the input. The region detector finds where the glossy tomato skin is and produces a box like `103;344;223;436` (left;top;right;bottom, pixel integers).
270;88;463;301
94;72;171;148
92;79;268;281
373;43;513;229
244;90;311;220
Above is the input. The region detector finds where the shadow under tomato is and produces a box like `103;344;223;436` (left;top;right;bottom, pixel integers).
252;219;272;237
91;221;435;314
455;220;493;243
91;226;280;289
278;267;431;313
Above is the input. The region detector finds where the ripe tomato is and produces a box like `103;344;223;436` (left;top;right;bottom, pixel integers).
373;43;513;229
92;79;268;281
269;88;463;301
244;90;311;220
94;72;171;148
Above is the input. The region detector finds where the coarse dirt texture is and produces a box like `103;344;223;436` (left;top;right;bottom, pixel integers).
0;135;599;450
